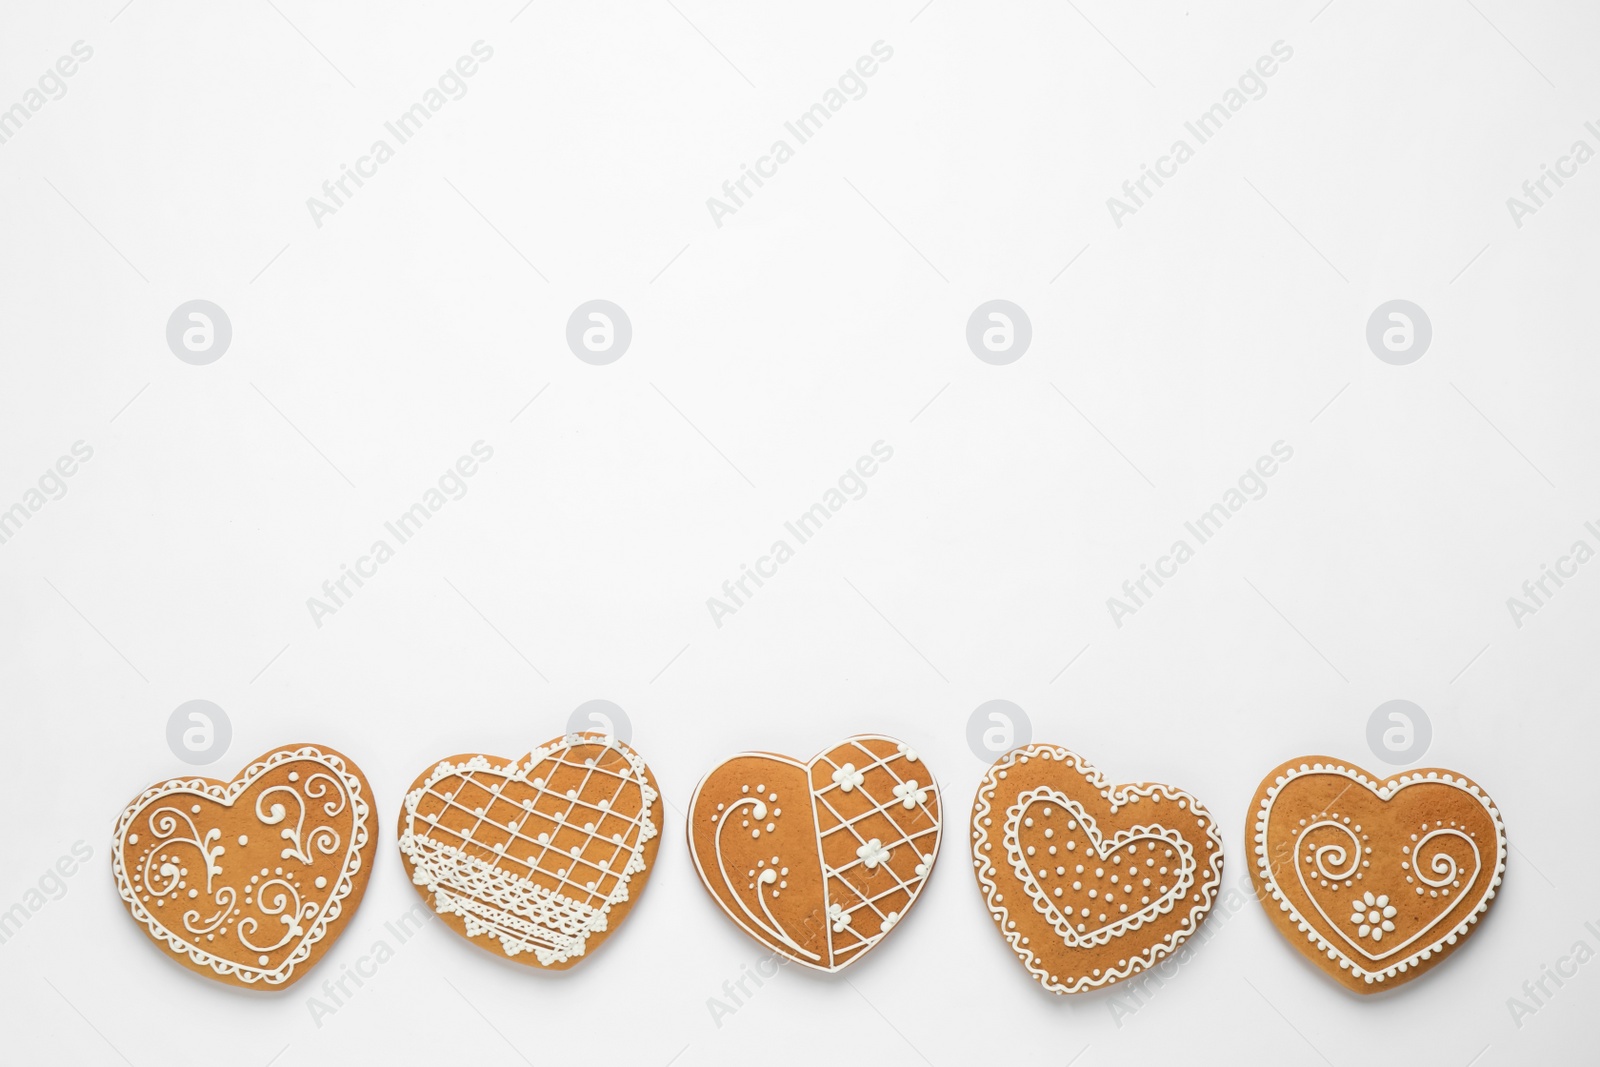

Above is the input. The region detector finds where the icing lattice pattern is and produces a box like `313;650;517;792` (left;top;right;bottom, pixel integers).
810;739;940;968
399;735;657;967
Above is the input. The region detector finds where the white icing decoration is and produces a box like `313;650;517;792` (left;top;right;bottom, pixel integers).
831;763;865;793
856;838;891;869
1252;761;1507;985
397;733;658;967
892;779;929;810
1003;787;1194;949
110;746;371;987
971;745;1224;994
689;734;941;973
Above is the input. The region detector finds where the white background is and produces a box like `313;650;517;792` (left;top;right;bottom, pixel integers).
2;1;1597;1064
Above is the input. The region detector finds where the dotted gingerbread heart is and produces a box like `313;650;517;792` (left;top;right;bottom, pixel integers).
972;745;1224;993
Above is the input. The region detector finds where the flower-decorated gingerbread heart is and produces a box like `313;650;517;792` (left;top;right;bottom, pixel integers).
112;743;376;988
1247;756;1506;993
687;734;940;972
972;745;1225;993
397;732;660;969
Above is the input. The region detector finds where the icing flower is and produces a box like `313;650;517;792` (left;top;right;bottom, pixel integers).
828;902;853;932
914;853;932;877
892;779;929;810
897;743;918;762
856;838;891;869
832;763;865;792
1350;891;1397;942
880;910;900;933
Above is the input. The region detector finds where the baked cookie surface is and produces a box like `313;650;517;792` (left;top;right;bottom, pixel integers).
112;743;377;989
688;734;940;972
1247;755;1506;993
397;732;660;969
971;744;1224;994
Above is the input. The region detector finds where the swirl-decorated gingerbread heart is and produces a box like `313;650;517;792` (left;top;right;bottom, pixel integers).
972;745;1225;993
687;734;941;971
1246;756;1506;993
112;743;376;988
396;732;660;969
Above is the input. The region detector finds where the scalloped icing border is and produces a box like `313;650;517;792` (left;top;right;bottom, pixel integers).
1251;760;1507;987
972;745;1225;994
111;745;372;987
396;732;659;965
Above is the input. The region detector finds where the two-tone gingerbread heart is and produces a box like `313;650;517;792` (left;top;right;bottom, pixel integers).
688;734;941;972
1247;756;1507;993
112;743;377;988
396;732;661;969
972;745;1225;993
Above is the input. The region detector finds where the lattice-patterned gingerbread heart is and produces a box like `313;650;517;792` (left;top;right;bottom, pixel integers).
112;743;377;988
972;745;1224;993
397;732;660;969
687;734;941;972
1247;756;1506;993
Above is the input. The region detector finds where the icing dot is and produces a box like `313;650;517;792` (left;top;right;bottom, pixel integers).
237;835;249;846
315;877;327;889
128;834;139;844
191;805;201;814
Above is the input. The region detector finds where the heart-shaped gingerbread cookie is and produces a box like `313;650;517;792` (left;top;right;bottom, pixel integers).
1247;756;1506;993
112;743;376;988
972;745;1224;993
397;732;660;969
687;734;940;972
